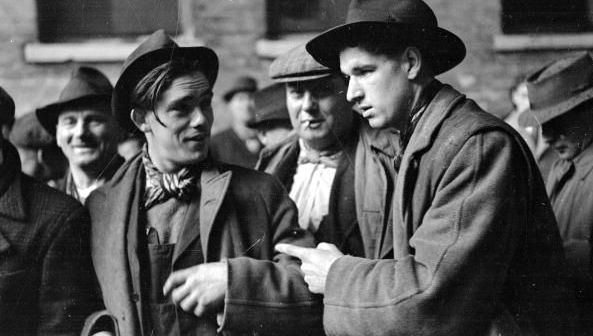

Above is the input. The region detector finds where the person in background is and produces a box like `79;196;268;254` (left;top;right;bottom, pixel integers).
0;86;15;139
526;51;593;335
36;66;124;203
503;76;538;151
209;75;261;168
117;131;144;161
276;0;576;335
0;86;98;335
518;106;559;181
249;83;293;149
9;111;68;184
84;30;322;336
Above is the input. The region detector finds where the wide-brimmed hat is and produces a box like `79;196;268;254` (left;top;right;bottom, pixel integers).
269;44;334;83
112;29;219;133
36;66;112;135
0;86;15;126
223;76;258;102
248;83;290;129
525;52;593;126
306;0;466;75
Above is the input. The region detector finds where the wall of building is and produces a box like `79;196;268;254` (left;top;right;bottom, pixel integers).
0;0;584;131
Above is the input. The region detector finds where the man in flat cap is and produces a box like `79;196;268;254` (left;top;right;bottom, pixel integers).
85;30;322;336
0;87;98;335
276;0;576;335
526;51;593;334
249;83;293;149
209;75;261;168
260;44;396;258
9;111;67;184
0;86;15;139
37;66;124;203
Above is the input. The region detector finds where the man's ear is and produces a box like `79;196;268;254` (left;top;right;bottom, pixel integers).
402;47;423;80
130;109;151;133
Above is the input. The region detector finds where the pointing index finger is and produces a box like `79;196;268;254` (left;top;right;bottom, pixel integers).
275;243;310;260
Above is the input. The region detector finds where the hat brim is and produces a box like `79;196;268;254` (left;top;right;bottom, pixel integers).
306;21;466;75
113;46;219;133
527;86;593;126
271;72;334;84
36;94;111;135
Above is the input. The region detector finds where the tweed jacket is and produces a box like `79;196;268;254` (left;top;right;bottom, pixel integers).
0;143;97;335
86;155;323;336
322;85;576;336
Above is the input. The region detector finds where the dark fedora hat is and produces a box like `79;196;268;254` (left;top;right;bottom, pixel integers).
36;66;113;135
248;83;289;129
269;44;334;83
306;0;466;75
9;111;55;148
526;52;593;126
112;29;219;133
0;86;15;126
223;76;258;102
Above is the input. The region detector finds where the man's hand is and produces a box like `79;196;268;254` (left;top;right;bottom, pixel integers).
163;261;228;317
275;243;343;294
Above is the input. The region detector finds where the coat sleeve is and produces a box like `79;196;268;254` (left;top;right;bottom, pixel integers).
322;131;535;336
222;177;324;335
37;206;101;336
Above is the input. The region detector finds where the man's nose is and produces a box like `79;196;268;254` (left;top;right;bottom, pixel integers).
346;78;362;103
189;107;209;128
72;119;89;136
302;91;318;113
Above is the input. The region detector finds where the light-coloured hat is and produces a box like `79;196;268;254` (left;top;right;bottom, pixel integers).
269;44;334;83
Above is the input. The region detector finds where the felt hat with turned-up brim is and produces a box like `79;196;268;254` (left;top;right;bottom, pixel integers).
306;0;466;75
36;66;113;135
112;29;219;133
522;52;593;127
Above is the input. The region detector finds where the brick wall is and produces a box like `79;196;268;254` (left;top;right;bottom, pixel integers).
0;0;583;130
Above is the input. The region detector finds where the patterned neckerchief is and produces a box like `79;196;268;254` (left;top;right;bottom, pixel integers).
142;150;200;209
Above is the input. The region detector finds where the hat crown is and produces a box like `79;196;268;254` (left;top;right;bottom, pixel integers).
269;44;333;82
0;86;15;124
58;66;113;102
121;29;177;73
527;52;593;117
347;0;437;27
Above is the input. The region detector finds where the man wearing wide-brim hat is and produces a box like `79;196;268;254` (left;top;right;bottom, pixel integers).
36;66;124;203
275;0;576;335
526;51;593;334
248;83;293;149
84;29;322;336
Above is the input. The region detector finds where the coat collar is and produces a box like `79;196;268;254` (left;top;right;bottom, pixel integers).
573;140;593;180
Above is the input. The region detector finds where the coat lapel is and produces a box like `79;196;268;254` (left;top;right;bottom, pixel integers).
380;85;465;259
173;164;232;263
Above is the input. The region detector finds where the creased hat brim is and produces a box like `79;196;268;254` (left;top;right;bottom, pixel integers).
306;21;465;75
527;85;593;126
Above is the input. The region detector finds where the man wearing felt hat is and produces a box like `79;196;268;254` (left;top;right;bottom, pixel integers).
249;83;293;149
526;51;593;334
84;30;322;336
209;75;262;168
275;0;576;335
259;43;398;259
36;66;124;203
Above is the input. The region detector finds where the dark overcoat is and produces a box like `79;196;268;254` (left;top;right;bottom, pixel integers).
0;143;97;335
86;155;323;335
322;85;576;335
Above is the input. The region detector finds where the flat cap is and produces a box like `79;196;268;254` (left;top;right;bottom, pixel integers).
0;86;15;125
269;44;334;83
223;76;258;102
9;112;55;148
248;83;290;128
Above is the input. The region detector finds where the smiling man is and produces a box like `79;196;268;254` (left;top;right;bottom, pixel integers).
37;67;124;203
526;52;593;334
275;0;576;335
84;30;322;336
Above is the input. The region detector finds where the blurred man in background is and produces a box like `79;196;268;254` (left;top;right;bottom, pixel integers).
249;83;293;149
9;111;67;184
36;66;124;203
527;52;593;334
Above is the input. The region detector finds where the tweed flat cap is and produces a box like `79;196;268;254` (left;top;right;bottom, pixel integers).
9;112;55;148
0;86;15;126
269;44;334;83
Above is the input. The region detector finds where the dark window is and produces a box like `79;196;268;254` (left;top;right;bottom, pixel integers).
36;0;179;43
501;0;592;34
266;0;349;38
